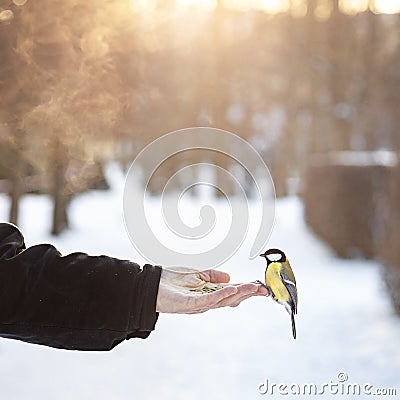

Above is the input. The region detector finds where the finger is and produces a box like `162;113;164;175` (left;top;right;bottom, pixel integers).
230;282;269;296
234;283;260;295
199;269;230;284
229;294;255;307
213;293;253;308
190;285;237;311
211;283;259;308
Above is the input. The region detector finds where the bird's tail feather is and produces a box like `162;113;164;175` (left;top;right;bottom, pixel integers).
291;312;296;339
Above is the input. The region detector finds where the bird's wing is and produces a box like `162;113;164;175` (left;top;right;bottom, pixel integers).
280;269;298;314
284;259;296;284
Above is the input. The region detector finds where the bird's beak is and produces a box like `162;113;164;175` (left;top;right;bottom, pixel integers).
259;254;264;257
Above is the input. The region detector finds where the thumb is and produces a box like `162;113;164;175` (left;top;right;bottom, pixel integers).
199;269;231;283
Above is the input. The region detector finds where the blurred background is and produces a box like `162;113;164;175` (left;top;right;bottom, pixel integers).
1;0;400;230
1;0;400;398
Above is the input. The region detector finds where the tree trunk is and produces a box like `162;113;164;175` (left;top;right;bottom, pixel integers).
9;169;23;225
50;138;69;235
8;129;26;225
329;0;351;151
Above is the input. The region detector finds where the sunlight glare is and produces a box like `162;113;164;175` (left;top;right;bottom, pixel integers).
175;0;218;11
130;0;156;13
129;0;400;14
0;9;14;21
290;0;307;18
12;0;28;6
373;0;400;14
259;0;289;13
340;0;369;14
315;0;332;21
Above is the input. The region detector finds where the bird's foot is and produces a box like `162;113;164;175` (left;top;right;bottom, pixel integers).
254;280;270;297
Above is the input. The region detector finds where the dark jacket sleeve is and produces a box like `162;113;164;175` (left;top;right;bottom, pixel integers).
0;223;161;351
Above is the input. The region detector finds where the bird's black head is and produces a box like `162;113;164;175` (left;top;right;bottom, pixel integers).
259;248;286;265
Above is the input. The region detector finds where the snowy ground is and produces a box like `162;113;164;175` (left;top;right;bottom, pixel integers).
0;164;399;399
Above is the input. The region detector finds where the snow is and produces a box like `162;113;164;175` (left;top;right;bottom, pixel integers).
0;163;399;399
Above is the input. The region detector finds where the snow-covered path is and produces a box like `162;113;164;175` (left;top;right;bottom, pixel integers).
0;165;399;399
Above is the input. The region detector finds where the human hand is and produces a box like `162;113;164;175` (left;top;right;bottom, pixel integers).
156;267;269;314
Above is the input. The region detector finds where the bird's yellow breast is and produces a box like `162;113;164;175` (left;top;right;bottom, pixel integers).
265;262;291;302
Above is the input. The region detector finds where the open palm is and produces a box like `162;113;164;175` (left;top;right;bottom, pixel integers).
156;267;268;314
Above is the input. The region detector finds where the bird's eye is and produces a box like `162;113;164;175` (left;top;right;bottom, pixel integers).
267;253;282;262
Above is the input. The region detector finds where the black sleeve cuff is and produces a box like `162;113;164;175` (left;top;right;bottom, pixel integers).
128;264;162;338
